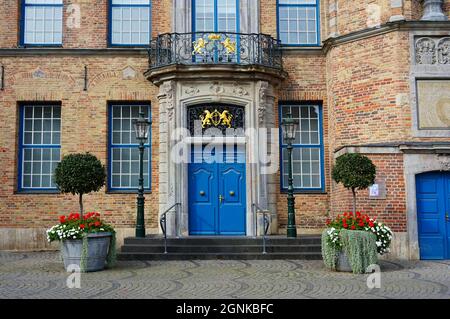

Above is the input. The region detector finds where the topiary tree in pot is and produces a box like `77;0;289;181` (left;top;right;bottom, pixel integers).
49;152;115;272
54;152;106;218
331;153;376;214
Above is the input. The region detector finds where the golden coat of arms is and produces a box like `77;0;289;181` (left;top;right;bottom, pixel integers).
200;109;233;128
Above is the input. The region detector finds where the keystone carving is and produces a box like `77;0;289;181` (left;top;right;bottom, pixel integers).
184;86;200;96
32;69;46;79
232;83;249;97
209;82;225;95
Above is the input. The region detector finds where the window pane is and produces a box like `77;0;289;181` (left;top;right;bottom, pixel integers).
24;2;62;45
19;105;61;190
109;104;151;190
278;3;318;45
280;104;322;189
111;5;151;45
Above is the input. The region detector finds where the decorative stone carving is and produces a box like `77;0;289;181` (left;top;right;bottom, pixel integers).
184;86;200;96
437;38;450;64
437;154;450;171
232;83;248;97
32;69;45;78
122;66;137;79
258;81;270;125
159;81;175;121
415;37;436;64
209;82;225;95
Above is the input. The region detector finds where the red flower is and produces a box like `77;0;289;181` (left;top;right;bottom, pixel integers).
356;212;361;217
351;225;356;230
59;215;66;223
94;221;101;227
369;221;374;228
80;224;85;229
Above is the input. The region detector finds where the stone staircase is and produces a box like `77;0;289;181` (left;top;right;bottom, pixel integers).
117;235;322;260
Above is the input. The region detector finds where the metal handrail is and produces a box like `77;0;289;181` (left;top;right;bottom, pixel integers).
149;31;283;71
252;203;270;254
160;203;181;254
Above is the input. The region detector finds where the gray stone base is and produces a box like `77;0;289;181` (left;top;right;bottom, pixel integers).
0;227;158;251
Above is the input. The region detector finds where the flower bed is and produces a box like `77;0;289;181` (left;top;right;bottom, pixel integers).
322;212;393;274
47;212;116;272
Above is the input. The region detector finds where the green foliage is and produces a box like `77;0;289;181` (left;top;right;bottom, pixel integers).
106;232;117;269
54;152;106;197
322;228;379;274
80;235;88;272
332;153;376;191
322;229;339;270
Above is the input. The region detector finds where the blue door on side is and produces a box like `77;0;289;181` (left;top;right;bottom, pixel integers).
188;146;246;235
416;171;450;259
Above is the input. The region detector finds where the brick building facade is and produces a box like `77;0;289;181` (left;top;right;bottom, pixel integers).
0;0;449;260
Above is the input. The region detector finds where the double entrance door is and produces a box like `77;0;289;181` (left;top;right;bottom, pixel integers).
188;145;246;235
416;171;450;259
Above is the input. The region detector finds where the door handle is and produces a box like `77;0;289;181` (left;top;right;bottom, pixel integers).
219;195;224;204
446;213;449;222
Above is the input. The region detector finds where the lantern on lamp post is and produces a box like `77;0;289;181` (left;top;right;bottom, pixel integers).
281;113;299;238
133;110;151;238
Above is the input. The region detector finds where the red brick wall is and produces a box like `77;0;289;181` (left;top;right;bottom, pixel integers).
0;0;171;48
0;55;160;230
330;153;407;232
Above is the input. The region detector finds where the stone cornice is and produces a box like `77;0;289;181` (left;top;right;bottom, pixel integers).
323;20;450;53
0;48;148;57
335;142;450;157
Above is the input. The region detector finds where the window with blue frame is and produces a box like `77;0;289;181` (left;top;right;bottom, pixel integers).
109;103;151;191
280;103;324;191
110;0;151;46
193;0;238;32
18;104;61;191
22;0;63;46
277;0;320;46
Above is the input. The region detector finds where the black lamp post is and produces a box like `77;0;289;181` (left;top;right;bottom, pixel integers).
281;113;299;238
133;110;151;238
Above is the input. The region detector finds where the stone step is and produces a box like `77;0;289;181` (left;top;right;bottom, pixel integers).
120;244;322;254
117;252;323;261
123;236;321;246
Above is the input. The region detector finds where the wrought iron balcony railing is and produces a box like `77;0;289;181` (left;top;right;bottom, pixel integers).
149;32;283;71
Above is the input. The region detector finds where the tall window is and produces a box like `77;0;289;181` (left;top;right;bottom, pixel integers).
193;0;238;32
280;103;324;191
110;0;151;46
109;103;151;191
18;104;61;191
22;0;63;45
277;0;320;46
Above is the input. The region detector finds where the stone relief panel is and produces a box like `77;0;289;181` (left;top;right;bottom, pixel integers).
416;80;450;129
415;36;450;65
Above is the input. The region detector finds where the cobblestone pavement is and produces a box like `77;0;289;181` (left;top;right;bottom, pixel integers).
0;252;449;299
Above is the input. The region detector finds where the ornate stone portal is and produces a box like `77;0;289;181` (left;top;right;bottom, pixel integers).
157;80;278;237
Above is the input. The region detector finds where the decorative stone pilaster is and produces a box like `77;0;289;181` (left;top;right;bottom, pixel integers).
421;0;448;21
157;80;178;236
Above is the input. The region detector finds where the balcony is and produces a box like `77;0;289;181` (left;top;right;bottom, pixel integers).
145;32;286;84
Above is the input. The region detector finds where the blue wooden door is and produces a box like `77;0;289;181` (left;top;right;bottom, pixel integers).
416;171;450;259
188;146;246;235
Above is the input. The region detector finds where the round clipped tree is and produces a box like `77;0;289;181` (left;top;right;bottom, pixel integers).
332;153;376;214
54;153;106;217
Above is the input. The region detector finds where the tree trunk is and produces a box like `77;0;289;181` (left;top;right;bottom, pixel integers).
79;193;84;218
351;188;356;215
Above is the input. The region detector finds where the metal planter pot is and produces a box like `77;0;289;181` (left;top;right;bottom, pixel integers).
336;250;352;272
61;232;112;272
